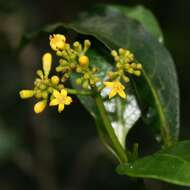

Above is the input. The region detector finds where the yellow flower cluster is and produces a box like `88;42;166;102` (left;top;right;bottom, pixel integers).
50;34;100;88
19;34;143;114
20;49;72;114
19;34;100;114
103;48;142;99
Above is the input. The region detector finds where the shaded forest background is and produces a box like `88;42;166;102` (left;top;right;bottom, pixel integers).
0;0;189;190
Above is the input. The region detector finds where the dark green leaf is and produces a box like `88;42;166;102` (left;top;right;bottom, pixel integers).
68;4;180;145
111;5;164;43
117;140;190;187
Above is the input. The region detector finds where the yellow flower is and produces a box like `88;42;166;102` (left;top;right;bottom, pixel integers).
34;100;47;114
42;53;52;77
51;75;60;85
49;34;66;51
104;80;126;99
19;90;34;99
49;89;72;113
79;55;89;66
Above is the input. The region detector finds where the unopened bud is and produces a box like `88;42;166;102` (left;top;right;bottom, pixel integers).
42;91;48;99
76;78;82;85
82;80;89;89
34;100;47;114
111;50;118;57
19;90;34;99
73;41;82;52
133;70;141;76
79;55;89;66
128;68;134;74
123;75;130;83
84;40;91;48
36;70;44;79
119;48;125;55
51;75;60;85
136;63;142;70
42;53;52;77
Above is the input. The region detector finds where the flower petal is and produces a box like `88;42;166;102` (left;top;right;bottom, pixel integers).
49;99;59;106
104;81;114;87
109;89;117;99
64;96;72;105
53;90;60;98
61;89;67;97
118;90;127;99
58;104;64;113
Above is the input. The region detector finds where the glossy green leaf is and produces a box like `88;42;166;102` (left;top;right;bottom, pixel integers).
111;5;164;43
68;4;180;145
117;140;190;186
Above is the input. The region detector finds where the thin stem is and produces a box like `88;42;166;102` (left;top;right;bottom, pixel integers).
66;88;92;96
94;93;128;163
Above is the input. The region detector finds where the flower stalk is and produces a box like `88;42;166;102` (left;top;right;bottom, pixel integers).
95;93;128;163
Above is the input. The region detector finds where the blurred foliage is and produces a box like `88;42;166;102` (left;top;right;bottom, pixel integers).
0;0;189;190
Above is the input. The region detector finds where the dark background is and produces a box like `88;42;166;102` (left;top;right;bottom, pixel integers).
0;0;189;190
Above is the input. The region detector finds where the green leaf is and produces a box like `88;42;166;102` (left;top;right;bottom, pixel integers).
111;5;164;43
68;4;180;145
117;140;190;186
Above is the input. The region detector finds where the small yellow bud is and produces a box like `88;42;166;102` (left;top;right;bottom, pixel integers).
76;78;82;85
131;63;137;68
123;75;130;83
136;63;142;70
19;90;34;99
84;73;89;79
58;84;64;90
114;56;120;62
84;40;91;48
116;62;122;69
128;68;134;74
90;79;95;85
42;53;52;77
51;75;60;85
70;63;76;69
73;41;82;52
34;100;47;114
79;55;89;66
82;80;89;89
42;91;48;99
133;70;141;76
119;48;125;55
49;34;66;51
48;87;54;93
36;70;44;79
39;84;46;90
56;66;63;72
76;67;82;73
35;90;42;99
111;50;118;57
56;51;62;57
